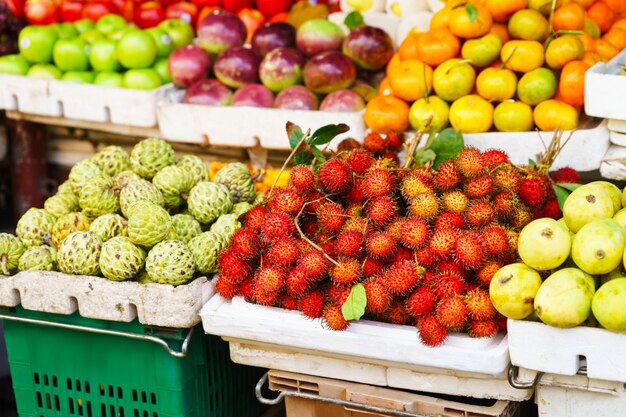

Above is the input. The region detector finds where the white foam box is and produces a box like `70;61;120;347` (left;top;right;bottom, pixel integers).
600;145;626;180
585;48;626;121
608;119;626;133
609;130;626;146
508;319;626;384
0;271;213;328
0;74;62;116
396;11;434;45
157;88;365;149
462;118;610;171
385;0;429;17
537;385;626;417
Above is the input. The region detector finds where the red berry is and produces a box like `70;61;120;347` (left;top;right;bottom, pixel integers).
343;178;366;204
363;257;384;277
230;229;259;260
441;190;469;213
465;288;496;320
393;246;413;262
494;165;521;191
253;287;279;306
268;188;304;216
455;147;485;178
317;201;345;233
289;166;316;193
244;206;267;231
466;201;496;228
482;226;509;257
261;211;295;242
279;294;299;310
255;266;286;296
400;218;430;249
482;149;509;167
239;278;255;302
476;261;503;287
519;177;547;206
381;260;421;296
433;274;466;299
330;258;362;286
454;231;486;270
415;246;436;267
299;249;329;280
434;160;461;191
550;167;579;184
318;159;352;193
409;193;440;220
436;295;468;330
429;228;459;259
542;198;562;220
303;190;325;214
464;174;494;199
401;172;434;199
384;301;411;325
215;276;239;299
267;237;301;269
286;267;314;297
434;211;467;231
386;131;404;151
469;319;499;338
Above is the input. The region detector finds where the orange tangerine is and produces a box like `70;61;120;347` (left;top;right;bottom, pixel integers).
508;9;550;41
552;3;586;31
449;3;493;39
494;101;534;132
430;7;452;29
388;60;434;102
415;27;461;67
558;60;589;107
398;31;421;61
408;96;450;132
587;1;615;33
364;95;410;134
545;35;584;69
602;28;626;50
595;38;620;61
378;77;393;96
449;94;494;133
485;0;528;22
581;50;602;66
490;23;510;43
500;40;545;72
533;99;579;131
577;32;596;51
476;67;518;101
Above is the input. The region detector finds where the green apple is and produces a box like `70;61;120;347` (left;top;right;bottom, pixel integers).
0;54;31;75
94;71;124;87
52;23;79;39
96;14;127;36
62;71;95;84
53;38;90;71
80;29;105;44
158;19;194;49
90;38;121;72
18;25;59;64
27;64;63;79
145;27;173;58
122;69;162;89
117;29;157;69
74;18;95;34
109;27;131;41
153;58;171;84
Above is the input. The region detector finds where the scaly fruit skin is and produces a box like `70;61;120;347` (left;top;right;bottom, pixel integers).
232;202;252;217
114;170;141;188
364;279;392;313
417;315;447;346
434;160;461;191
188;182;234;224
317;202;345;233
519;177;546;206
406;285;436;317
57;181;73;194
347;149;374;174
318;159;352;193
177;155;209;187
323;304;349;330
152;165;193;210
268;237;300;269
289;166;316;192
261;211;296;242
171;214;202;244
299;290;325;318
455;147;485;178
366;196;397;226
119;178;164;218
99;236;146;281
189;231;224;274
130;138;176;180
18;245;56;272
51;212;91;248
89;213;127;242
218;249;252;284
362;169;395;199
92;145;131;177
455;231;486;270
57;231;102;276
550;167;579;184
0;233;26;275
79;174;120;218
330;258;362;286
436;295;468;330
213;162;257;204
401;218;429;249
16;208;57;247
44;193;79;218
465;288;496;320
409;193;440;220
209;213;241;241
68;160;102;193
268;188;304;216
146;240;195;286
366;232;397;260
127;201;172;248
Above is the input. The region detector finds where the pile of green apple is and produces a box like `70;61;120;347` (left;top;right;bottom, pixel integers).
0;14;194;89
490;180;626;333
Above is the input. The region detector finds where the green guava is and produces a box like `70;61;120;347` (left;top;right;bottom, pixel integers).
489;263;543;320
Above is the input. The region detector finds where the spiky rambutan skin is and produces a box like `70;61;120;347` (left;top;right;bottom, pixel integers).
384;301;412;325
387;220;403;241
466;201;496;228
482;226;509;257
434;212;467;231
218;249;252;284
299;290;325;318
286;267;313;297
300;218;318;239
299;249;329;280
343;179;365;204
381;260;421;296
230;229;259;260
550;167;579;184
415;246;436;267
383;152;400;165
361;169;395;199
327;283;351;306
323;304;349;330
437;260;466;280
364;279;392;313
268;188;304;216
255;266;286;296
318;159;352;193
239;278;255;302
434;160;461;191
542;198;562;220
497;314;508;331
441;190;469;213
347;149;375;174
393;247;413;263
363;131;387;154
267;237;301;269
519;177;546;206
317;201;345;233
215;276;239;299
363;257;384;277
254;288;279;306
476;260;503;287
464;175;494;199
400;218;430;249
417;315;447;346
482;149;509;168
412;166;436;179
365;232;397;260
345;204;363;217
454;231;486;270
303;190;325;214
244;206;267;231
279;294;299;310
422;271;436;285
335;230;363;258
465;288;496;320
469;319;499;338
436;295;468;330
261;211;295;242
330;258;362;286
366;196;397;227
406;286;436;317
409;193;440;220
289;166;316;193
386;131;404;151
510;206;533;230
494;165;521;192
342;217;370;235
433;274;466;299
429;228;459;260
493;191;517;219
401;172;434;199
455;147;485;178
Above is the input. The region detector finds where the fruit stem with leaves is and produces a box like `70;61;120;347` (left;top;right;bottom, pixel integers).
295;199;341;268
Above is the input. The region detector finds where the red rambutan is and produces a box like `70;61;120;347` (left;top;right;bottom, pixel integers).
317;201;346;233
465;288;496;320
327;283;351;305
454;231;486;270
363;257;384;277
387;219;403;241
318;159;352;193
384;301;412;325
323;304;349;330
400;218;430;249
299;249;329;280
366;196;398;226
519;176;547;206
510;206;533;230
215;276;239;299
343;179;366;204
465;201;496;228
330;258;362;286
286;267;314;297
434;160;461;191
415;246;436;267
239;278;255;302
381;260;421;296
299;290;325;318
230;229;259;260
393;246;413;262
363;131;387;154
279;294;299;310
476;260;504;287
409;193;440;220
493;191;518;219
434;211;467;231
267;237;301;269
432;274;466;299
302;190;325;214
417;315;447;346
464;175;494;199
429;228;459;259
335;230;364;258
482;149;509;167
441;190;469;213
406;285;436;317
261;211;295;242
364;279;392;313
436;260;466;279
482;225;509;257
255;266;286;296
493;165;521;192
400;172;434;199
365;231;397;260
542;198;562;220
386;131;404;151
342;216;371;235
268;188;304;216
455;147;485;178
468;319;499;338
550;167;579;184
218;249;252;284
253;287;279;306
289;166;316;193
244;206;267;231
436;295;468;330
300;218;318;239
361;169;396;199
347;148;375;174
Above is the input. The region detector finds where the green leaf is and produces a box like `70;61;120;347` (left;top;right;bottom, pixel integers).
557;182;581;192
310;146;326;163
287;122;304;151
465;3;478;22
528;159;537;168
294;151;313;166
414;148;437;167
344;11;364;31
553;184;570;211
341;283;366;321
429;128;464;169
308;124;350;146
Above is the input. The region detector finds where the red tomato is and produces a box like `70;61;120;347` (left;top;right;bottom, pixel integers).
221;0;252;13
24;0;59;24
237;6;264;43
255;0;291;17
165;1;198;25
59;0;84;22
190;0;220;8
82;0;116;21
196;5;220;30
112;0;133;20
6;0;24;17
133;1;164;27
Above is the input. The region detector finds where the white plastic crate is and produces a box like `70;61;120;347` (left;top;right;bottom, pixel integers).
157;88;365;149
585;48;626;121
608;119;626;133
0;74;62;117
537;385;626;417
600;145;626;180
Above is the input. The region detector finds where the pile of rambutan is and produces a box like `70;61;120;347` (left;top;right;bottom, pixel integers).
214;133;578;347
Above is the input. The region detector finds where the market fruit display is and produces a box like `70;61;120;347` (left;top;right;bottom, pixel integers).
1;138;258;287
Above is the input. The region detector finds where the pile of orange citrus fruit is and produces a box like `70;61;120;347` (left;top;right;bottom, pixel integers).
364;0;626;134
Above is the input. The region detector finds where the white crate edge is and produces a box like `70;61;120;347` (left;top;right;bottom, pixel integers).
508;319;626;384
599;145;626;180
608;119;626;133
0;271;213;328
0;74;62;116
201;293;510;376
585;48;626;120
537;385;626;417
157;91;365;149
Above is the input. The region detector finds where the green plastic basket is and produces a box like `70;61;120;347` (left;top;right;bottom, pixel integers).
0;306;266;417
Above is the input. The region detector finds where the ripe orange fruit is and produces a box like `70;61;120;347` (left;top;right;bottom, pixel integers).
587;1;615;33
388;60;434;102
595;38;620;61
398;32;420;61
387;53;402;72
485;0;528;22
577;32;596;51
430;7;452;29
409;96;450;132
508;9;550;41
533;99;579;131
449;4;493;39
552;3;586;31
602;28;626;50
415;28;461;67
476;67;518;101
490;23;510;43
378;77;393;96
364;95;410;134
612;18;626;30
581;50;602;66
449;95;494;133
494;101;534;132
603;0;626;17
558;60;589;107
500;40;545;72
528;0;562;16
545;35;584;69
